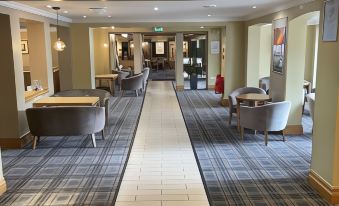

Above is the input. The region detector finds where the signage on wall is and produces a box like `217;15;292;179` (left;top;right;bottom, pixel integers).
153;26;164;32
211;41;220;54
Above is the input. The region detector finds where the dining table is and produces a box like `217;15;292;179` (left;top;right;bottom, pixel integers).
236;93;272;131
33;96;99;108
95;74;118;96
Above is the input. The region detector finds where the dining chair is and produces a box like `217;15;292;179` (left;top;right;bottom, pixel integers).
228;87;266;125
239;101;291;146
121;74;144;97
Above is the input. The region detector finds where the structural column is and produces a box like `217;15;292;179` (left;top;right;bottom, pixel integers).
175;33;184;90
133;33;143;74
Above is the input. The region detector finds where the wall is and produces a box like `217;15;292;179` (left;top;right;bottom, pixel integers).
93;28;110;75
20;31;30;69
50;31;59;67
246;25;261;87
304;25;317;83
208;28;221;87
259;24;272;79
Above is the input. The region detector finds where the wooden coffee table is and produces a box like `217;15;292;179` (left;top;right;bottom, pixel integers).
33;97;99;108
236;93;272;131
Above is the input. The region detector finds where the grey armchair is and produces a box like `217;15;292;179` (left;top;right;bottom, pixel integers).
26;106;105;149
117;70;130;87
306;93;315;132
228;87;266;125
239;101;291;146
121;74;144;97
142;67;150;90
259;77;270;93
54;89;110;138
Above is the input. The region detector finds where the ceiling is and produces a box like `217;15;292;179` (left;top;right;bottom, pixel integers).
15;0;314;23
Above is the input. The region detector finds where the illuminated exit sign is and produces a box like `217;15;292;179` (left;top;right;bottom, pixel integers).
153;27;164;32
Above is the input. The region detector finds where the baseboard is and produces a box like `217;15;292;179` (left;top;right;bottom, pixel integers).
220;98;229;107
176;85;184;91
283;125;303;135
309;170;339;204
0;179;7;196
0;133;32;149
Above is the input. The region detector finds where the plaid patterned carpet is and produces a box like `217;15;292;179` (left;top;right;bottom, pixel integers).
0;94;144;206
176;90;332;206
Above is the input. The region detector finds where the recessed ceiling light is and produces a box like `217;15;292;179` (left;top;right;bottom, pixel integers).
63;11;68;14
252;5;257;9
207;14;212;17
46;5;52;8
83;15;87;18
111;26;115;29
121;33;128;38
154;7;159;11
200;26;204;29
108;15;112;18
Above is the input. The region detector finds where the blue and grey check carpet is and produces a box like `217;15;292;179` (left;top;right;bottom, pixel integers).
0;94;144;205
176;90;332;206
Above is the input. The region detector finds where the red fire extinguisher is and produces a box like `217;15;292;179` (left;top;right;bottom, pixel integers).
214;74;224;94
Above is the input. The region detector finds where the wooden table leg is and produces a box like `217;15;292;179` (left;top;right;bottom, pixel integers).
237;100;241;132
111;80;115;96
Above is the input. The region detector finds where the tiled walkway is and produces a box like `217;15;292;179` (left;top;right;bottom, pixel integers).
116;81;209;206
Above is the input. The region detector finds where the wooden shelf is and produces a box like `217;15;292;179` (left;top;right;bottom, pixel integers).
25;89;48;103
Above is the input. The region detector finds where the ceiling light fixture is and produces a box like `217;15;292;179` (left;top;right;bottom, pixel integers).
111;26;115;29
52;7;66;52
83;15;87;18
203;4;217;8
252;5;257;9
200;26;205;29
63;11;68;14
121;33;128;38
207;14;212;17
46;5;52;8
108;15;112;18
154;7;159;11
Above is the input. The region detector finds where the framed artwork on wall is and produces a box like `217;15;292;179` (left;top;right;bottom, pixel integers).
211;41;220;54
155;42;165;54
21;40;29;54
272;17;288;74
322;0;339;42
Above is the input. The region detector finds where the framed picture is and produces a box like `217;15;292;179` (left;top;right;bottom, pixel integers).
155;42;164;54
322;0;339;42
211;41;220;54
21;40;29;54
272;17;288;74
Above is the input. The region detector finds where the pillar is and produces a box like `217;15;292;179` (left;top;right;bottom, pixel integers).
175;33;184;90
133;33;143;74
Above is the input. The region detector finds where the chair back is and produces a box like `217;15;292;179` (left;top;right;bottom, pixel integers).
143;67;150;84
259;77;270;92
264;101;291;131
228;87;266;107
306;93;315;121
26;106;105;137
121;73;144;91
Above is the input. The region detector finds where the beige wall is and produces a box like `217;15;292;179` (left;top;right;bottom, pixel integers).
246;25;261;87
93;28;110;75
207;28;221;86
20;31;30;69
304;25;317;83
259;24;272;79
50;31;59;67
223;22;246;96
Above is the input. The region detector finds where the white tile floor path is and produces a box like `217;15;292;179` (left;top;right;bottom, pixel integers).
115;81;209;206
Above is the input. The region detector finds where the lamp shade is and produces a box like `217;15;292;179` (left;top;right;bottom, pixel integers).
54;38;66;51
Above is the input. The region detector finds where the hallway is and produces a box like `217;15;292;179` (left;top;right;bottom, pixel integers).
116;81;209;206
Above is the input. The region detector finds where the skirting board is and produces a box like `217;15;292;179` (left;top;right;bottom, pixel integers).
283;125;303;135
0;133;32;149
175;85;184;91
221;98;229;107
309;170;339;204
0;179;7;196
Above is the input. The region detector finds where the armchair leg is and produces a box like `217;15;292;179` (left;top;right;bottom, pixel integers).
229;112;232;125
37;136;41;143
264;130;268;146
101;130;105;140
32;136;38;150
91;134;97;148
135;90;139;97
121;90;125;97
282;130;286;142
240;127;244;141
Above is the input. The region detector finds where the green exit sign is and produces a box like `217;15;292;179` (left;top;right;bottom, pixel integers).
153;27;164;32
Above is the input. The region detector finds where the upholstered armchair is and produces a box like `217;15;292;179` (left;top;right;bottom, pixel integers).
239;101;291;146
306;93;315;132
121;74;144;97
26;106;106;149
259;77;270;93
228;87;266;125
142;67;150;90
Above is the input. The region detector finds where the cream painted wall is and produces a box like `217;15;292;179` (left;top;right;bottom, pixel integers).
246;25;261;87
20;31;30;68
224;22;246;96
207;28;221;87
0;5;68;140
304;25;316;83
259;24;272;79
220;27;226;77
50;31;59;67
93;28;110;75
311;1;339;185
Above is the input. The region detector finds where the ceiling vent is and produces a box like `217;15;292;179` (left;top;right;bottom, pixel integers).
89;7;107;14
